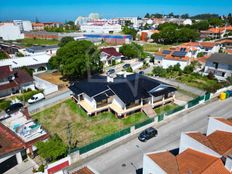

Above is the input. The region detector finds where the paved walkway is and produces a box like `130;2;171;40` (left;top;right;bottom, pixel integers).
5;160;36;174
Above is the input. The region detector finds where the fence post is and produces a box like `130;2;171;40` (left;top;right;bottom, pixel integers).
130;126;135;134
70;150;80;164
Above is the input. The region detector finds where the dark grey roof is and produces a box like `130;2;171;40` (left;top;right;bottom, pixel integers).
207;53;232;65
26;45;58;53
69;74;176;105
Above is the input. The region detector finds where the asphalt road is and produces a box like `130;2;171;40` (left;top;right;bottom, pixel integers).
69;97;232;174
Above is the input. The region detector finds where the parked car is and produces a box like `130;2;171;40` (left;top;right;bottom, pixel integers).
123;63;131;70
28;93;45;104
138;127;158;142
139;71;144;75
107;69;116;75
5;103;23;115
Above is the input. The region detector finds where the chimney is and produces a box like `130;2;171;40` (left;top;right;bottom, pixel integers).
225;155;232;172
107;75;114;83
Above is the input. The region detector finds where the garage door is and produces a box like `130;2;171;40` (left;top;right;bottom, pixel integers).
0;155;18;174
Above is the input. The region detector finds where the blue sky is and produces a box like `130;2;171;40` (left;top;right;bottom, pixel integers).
0;0;232;22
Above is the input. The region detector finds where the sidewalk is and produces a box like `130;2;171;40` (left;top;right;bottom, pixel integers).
5;160;36;174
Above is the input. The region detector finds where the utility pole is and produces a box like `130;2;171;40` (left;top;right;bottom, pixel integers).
67;123;71;154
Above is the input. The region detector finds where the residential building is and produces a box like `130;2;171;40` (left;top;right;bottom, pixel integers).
216;38;232;49
80;23;122;34
100;47;123;66
0;65;35;97
43;22;64;28
0;23;24;40
71;166;99;174
23;45;58;55
204;53;232;80
69;73;176;117
200;26;232;40
138;30;159;42
0;54;51;72
13;20;32;32
143;117;232;174
0;108;49;173
0;43;23;55
0;123;26;174
24;31;59;40
32;22;45;31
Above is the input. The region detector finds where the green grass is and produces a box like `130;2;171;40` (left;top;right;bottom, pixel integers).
154;103;178;115
0;99;11;112
177;88;198;98
16;38;59;46
143;43;173;52
32;99;148;147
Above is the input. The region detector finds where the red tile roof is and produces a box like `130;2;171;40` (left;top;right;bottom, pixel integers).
101;47;122;57
0;81;18;91
0;123;25;157
187;131;232;157
216;118;232;126
13;69;34;85
72;167;95;174
148;149;230;174
0;65;13;79
148;151;178;174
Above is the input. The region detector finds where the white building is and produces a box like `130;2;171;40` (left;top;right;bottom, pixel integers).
13;20;32;32
80;23;122;34
143;117;232;174
0;23;24;40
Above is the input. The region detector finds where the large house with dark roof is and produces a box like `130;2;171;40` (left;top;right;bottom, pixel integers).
0;65;35;97
204;53;232;80
69;74;176;117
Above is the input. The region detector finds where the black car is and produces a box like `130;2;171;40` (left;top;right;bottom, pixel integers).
5;103;23;115
123;64;131;69
139;71;144;75
107;69;116;75
138;127;158;142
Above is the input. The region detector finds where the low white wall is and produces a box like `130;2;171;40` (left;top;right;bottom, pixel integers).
34;76;58;95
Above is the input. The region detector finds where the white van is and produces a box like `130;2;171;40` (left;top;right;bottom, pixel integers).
28;93;45;104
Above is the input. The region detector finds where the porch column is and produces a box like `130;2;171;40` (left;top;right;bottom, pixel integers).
162;96;165;105
140;100;143;106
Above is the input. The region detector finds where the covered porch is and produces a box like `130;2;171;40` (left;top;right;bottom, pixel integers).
79;100;109;115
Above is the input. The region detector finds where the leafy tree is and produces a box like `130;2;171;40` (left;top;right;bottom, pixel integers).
208;18;224;27
152;66;167;77
181;13;189;19
0;50;8;59
119;42;145;59
16;52;24;57
58;37;75;47
49;40;103;79
36;134;67;162
191;21;209;31
197;52;205;58
191;13;220;20
144;13;150;18
122;26;137;40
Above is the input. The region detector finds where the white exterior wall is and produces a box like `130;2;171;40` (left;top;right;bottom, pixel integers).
20;82;35;91
179;133;221;158
143;154;167;174
112;96;125;109
22;21;33;31
162;59;188;70
207;117;232;135
0;23;24;40
34;76;58;95
80;24;122;34
83;94;96;109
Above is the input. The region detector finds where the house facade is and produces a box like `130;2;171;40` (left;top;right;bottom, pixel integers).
0;66;35;97
69;74;176;117
100;47;123;66
204;53;232;80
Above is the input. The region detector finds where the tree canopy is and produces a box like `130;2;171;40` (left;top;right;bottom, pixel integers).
119;42;146;59
36;134;67;162
122;26;137;40
49;40;103;79
58;37;75;47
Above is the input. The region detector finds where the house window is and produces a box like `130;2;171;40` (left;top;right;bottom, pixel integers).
228;65;232;71
222;72;225;77
213;62;218;69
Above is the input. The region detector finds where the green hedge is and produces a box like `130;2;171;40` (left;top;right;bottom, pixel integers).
0;99;11;111
17;90;42;102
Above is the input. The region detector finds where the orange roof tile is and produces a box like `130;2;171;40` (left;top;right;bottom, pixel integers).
187;131;232;157
216;118;232;126
148;151;179;174
72;167;94;174
208;131;232;156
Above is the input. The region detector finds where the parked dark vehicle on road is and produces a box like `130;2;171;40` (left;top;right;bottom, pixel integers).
138;127;158;142
5;103;23;115
107;69;116;75
123;63;131;69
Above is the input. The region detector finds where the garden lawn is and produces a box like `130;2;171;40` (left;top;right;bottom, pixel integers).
143;43;173;52
154;103;178;115
32;99;148;147
16;38;59;46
